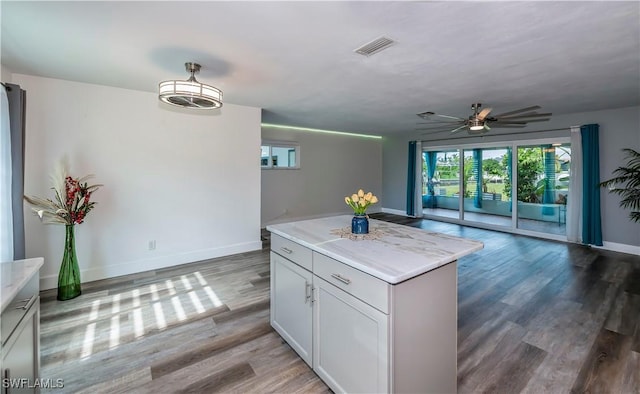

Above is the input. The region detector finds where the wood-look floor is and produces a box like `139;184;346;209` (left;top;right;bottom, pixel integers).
39;213;640;393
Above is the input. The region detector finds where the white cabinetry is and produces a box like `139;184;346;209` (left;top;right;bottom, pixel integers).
270;251;313;366
270;233;458;394
313;276;388;393
2;273;40;394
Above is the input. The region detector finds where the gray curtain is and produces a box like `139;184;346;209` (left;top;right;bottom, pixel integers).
6;83;25;260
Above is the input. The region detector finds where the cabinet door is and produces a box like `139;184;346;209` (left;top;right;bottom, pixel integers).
313;277;388;394
270;252;313;366
2;298;40;394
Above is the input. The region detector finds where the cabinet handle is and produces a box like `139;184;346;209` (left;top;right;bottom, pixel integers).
305;281;311;303
311;286;316;303
15;295;36;311
280;247;293;254
331;273;352;285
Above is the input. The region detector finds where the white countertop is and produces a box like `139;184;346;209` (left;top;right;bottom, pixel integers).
1;257;43;312
267;215;484;284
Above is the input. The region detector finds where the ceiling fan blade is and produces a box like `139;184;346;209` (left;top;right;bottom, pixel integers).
477;108;492;120
419;129;455;135
498;112;552;119
416;120;465;125
417;120;466;128
450;125;469;134
491;125;527;128
498;118;550;124
417;112;466;121
491;121;527;125
484;123;491;131
492;105;541;118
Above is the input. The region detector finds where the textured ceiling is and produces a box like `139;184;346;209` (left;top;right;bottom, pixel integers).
2;1;639;135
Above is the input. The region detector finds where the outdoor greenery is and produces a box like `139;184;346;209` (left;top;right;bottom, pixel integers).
503;147;544;203
600;149;640;223
426;146;569;203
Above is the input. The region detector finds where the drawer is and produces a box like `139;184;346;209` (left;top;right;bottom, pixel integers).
313;252;389;314
1;274;39;346
271;234;313;271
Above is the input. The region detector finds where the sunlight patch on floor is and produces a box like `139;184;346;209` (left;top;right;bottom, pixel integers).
109;315;120;349
181;275;193;290
150;284;159;301
188;291;205;314
203;286;223;307
80;323;96;359
171;296;186;321
112;293;120;314
165;279;176;295
133;308;144;338
153;302;167;330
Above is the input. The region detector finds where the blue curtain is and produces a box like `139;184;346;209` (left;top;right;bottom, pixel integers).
473;149;482;208
424;151;437;208
581;124;603;246
406;141;417;216
542;145;556;215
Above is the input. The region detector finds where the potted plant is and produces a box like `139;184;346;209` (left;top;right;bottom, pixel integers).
600;149;640;222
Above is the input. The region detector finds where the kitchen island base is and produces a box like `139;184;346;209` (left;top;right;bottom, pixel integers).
268;216;482;394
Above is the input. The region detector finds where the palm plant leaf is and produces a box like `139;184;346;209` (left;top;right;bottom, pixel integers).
600;149;640;222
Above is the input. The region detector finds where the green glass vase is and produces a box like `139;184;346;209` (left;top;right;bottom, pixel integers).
57;224;82;301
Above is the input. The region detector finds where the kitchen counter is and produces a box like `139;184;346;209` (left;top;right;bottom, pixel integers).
267;215;483;284
1;257;44;313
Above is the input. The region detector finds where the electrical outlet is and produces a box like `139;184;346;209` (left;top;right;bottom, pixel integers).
148;240;156;250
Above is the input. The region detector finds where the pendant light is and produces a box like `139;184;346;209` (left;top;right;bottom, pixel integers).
158;62;223;109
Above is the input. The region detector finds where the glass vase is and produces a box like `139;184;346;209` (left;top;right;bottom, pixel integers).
58;224;82;301
351;214;369;234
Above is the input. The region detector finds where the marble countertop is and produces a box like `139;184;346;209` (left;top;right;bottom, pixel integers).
267;215;483;284
1;257;43;313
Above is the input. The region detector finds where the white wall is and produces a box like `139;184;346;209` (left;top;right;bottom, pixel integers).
0;64;12;82
261;128;382;227
382;106;640;249
13;74;262;289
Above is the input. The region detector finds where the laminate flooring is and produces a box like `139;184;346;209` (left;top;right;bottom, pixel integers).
39;213;640;393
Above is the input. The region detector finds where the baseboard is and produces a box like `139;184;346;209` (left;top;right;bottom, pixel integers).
595;241;640;256
40;240;263;290
381;207;410;217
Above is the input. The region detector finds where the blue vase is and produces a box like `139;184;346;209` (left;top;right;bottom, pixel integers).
351;214;369;234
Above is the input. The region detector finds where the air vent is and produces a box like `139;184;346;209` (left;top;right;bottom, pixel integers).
354;36;395;57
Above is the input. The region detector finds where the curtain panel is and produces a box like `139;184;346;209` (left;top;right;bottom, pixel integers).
581;124;603;246
0;85;13;262
406;141;422;217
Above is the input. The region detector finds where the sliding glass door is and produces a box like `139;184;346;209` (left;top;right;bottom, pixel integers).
516;144;570;235
422;150;460;219
422;139;570;239
461;147;512;228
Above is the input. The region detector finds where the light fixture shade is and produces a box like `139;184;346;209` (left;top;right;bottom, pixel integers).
469;118;484;131
158;63;223;109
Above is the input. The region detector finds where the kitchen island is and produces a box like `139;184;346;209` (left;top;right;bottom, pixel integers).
267;215;483;394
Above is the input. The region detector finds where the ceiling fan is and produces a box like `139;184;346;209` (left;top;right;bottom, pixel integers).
416;103;552;135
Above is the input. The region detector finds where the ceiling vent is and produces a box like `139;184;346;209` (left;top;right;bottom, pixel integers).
354;36;395;57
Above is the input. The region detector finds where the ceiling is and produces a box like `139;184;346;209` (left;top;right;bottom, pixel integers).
2;1;639;136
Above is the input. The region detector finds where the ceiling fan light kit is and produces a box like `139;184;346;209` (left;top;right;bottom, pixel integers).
158;62;223;109
469;118;485;131
416;102;552;135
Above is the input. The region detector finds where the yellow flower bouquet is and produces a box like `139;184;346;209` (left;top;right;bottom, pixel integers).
345;189;379;215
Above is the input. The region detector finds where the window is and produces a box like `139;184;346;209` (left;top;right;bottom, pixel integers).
422;138;570;238
261;141;300;169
